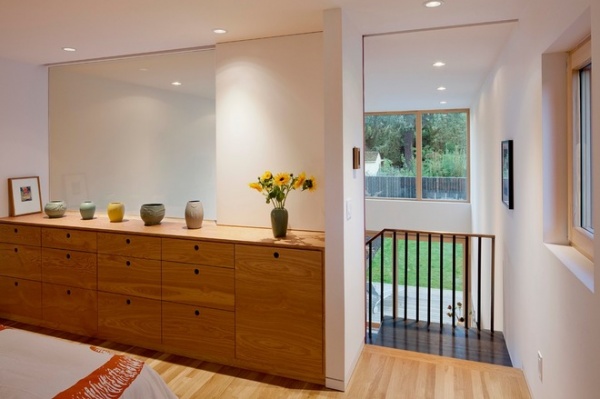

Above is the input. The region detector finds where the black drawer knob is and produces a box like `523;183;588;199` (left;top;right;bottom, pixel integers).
66;253;71;259
14;281;19;287
126;260;131;266
66;233;71;239
273;252;280;259
194;310;200;316
126;299;131;305
126;238;131;244
194;269;199;275
66;289;71;295
14;248;18;253
13;228;18;234
194;244;199;251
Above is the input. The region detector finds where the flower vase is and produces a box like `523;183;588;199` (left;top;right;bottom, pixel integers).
270;208;288;238
79;201;96;220
107;202;125;222
185;200;204;229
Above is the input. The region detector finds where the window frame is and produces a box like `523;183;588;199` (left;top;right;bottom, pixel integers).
364;108;470;203
567;37;593;260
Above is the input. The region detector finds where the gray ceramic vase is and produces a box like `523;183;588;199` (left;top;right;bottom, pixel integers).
140;203;165;226
184;200;204;229
44;200;67;218
79;201;96;220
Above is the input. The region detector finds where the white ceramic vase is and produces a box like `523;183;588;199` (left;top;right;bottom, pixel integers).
185;200;204;229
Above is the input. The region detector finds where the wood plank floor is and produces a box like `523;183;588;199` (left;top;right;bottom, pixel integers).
368;319;513;367
1;319;530;398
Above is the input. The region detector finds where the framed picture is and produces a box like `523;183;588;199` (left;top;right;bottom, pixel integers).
501;140;514;209
8;176;42;216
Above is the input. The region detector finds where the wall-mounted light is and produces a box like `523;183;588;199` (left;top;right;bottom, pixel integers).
353;147;361;169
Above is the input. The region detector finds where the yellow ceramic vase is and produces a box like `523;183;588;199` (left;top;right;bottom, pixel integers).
107;202;125;222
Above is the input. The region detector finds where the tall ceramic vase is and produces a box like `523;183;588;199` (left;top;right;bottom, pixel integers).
107;202;125;222
185;200;204;229
270;208;288;238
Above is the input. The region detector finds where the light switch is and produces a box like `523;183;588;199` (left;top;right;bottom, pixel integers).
345;198;352;220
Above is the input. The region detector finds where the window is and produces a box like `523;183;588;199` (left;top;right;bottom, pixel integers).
569;37;593;259
364;110;469;201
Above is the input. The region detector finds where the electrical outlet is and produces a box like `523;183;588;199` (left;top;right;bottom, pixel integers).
345;198;352;221
537;351;543;381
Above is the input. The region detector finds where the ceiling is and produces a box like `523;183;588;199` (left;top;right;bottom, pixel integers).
1;0;530;109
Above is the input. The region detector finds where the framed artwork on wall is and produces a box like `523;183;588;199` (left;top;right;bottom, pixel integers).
501;140;514;209
8;176;42;216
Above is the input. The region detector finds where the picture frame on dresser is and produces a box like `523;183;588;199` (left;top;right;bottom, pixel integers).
8;176;42;216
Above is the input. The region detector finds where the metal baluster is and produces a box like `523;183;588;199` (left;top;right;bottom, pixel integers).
491;236;496;333
427;233;432;327
416;232;420;323
368;240;373;338
477;236;482;332
392;231;398;320
404;231;408;320
465;236;470;334
439;234;444;329
452;235;456;329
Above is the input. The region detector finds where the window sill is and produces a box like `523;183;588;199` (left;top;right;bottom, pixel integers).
544;243;594;292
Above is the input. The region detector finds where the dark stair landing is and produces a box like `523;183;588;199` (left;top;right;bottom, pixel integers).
366;318;512;367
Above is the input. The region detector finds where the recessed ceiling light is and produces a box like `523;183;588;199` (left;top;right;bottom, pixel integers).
139;68;149;72
171;81;182;86
440;101;448;104
62;47;76;52
437;86;447;91
424;1;444;8
213;28;227;34
433;61;446;67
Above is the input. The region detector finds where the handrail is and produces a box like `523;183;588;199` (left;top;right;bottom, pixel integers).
366;228;496;338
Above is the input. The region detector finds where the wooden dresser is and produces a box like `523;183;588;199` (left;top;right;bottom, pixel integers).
0;212;325;384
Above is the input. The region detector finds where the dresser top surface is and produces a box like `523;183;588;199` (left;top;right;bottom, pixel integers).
0;212;325;250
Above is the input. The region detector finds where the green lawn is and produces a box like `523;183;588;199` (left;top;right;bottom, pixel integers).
367;236;464;291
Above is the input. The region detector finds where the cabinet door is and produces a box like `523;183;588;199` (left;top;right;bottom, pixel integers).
0;276;42;323
42;228;97;252
162;261;234;311
162;238;234;268
0;224;41;246
162;302;234;359
235;245;324;383
98;292;161;347
42;283;97;336
42;248;97;289
97;233;161;260
0;243;41;280
98;254;161;299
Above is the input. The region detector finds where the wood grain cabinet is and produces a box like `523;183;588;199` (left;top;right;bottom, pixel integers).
235;244;324;384
40;227;98;335
0;224;41;324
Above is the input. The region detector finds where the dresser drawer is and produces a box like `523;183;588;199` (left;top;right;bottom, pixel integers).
42;248;97;290
162;238;234;268
162;302;234;359
98;253;161;300
0;276;42;322
162;261;234;311
98;292;161;347
42;227;97;252
42;283;97;336
0;224;41;246
97;232;161;260
0;243;41;280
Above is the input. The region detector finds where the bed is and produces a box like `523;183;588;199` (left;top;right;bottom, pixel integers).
0;325;177;399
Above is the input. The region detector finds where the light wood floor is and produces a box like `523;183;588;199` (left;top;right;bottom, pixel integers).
2;320;530;398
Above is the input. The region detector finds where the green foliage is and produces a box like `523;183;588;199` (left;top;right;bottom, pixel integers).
368;237;464;290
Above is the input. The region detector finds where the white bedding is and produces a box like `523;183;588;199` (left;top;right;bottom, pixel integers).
0;325;177;399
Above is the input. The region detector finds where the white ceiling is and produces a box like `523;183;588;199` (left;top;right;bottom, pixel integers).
1;0;530;109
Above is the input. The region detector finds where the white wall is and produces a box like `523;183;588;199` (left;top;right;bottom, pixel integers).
0;57;49;218
49;68;216;220
323;8;365;391
471;1;600;398
215;33;325;231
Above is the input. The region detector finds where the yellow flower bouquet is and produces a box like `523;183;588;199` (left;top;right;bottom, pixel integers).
249;171;316;209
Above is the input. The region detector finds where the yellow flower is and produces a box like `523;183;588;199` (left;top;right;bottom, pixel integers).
274;172;291;186
306;176;317;191
261;171;273;181
293;172;306;189
249;182;263;192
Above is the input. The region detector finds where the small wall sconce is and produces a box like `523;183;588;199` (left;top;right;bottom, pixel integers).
352;147;361;169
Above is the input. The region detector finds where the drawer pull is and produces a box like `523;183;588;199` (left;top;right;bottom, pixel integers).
14;281;19;287
66;253;71;260
194;269;199;275
13;228;18;234
14;247;18;253
126;299;131;305
126;238;131;244
273;252;280;259
66;233;71;239
66;289;71;295
194;244;199;251
194;310;200;316
126;260;131;266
